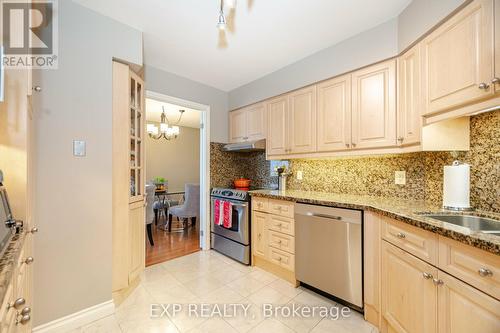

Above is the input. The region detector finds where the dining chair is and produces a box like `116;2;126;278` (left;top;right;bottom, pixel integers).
167;183;200;232
145;184;155;246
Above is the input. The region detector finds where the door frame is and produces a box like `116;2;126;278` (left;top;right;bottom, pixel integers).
145;90;211;250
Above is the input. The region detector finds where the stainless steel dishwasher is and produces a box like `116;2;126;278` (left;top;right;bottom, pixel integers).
295;203;363;309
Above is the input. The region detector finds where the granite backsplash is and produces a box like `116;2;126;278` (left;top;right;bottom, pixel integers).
210;142;278;189
287;110;499;212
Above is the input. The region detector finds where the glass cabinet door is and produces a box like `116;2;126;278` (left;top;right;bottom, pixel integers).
129;73;144;200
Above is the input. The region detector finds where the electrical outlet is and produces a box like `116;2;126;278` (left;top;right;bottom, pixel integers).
73;140;86;157
297;170;303;180
395;171;406;185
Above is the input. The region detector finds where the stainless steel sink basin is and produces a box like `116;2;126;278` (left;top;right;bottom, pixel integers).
423;214;500;233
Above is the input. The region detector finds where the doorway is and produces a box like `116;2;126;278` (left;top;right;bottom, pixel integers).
144;91;210;266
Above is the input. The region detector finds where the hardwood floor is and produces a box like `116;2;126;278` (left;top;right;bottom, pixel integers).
145;217;200;267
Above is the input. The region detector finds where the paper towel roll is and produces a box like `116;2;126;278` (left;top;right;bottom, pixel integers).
443;162;470;209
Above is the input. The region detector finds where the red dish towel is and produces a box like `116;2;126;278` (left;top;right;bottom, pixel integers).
214;199;232;228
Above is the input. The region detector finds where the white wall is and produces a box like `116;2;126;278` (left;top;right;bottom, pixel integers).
32;0;142;326
145;66;229;143
228;19;399;110
146;126;200;191
398;0;466;51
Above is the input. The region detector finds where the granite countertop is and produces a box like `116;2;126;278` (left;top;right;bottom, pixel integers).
249;189;500;256
0;231;26;306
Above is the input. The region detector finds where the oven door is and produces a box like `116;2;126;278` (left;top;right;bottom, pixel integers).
211;197;249;245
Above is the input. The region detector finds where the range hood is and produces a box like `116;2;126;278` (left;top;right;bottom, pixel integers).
223;139;266;152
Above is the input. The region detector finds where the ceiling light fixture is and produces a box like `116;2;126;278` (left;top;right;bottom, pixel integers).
147;107;185;141
217;0;226;30
226;0;237;9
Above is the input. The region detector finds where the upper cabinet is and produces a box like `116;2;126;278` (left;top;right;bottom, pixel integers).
398;44;422;146
495;0;500;93
267;96;288;155
288;86;317;154
317;74;351;152
421;0;495;116
351;60;397;150
229;102;266;143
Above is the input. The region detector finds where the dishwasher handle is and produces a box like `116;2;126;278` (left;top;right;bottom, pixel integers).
303;212;342;221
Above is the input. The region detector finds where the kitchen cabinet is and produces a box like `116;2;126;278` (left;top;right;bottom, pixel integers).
364;212;381;327
437;270;500;333
351;59;397;149
229;103;266;143
495;0;500;93
421;0;495;116
317;74;351;151
397;44;422;146
112;61;145;293
266;96;288;156
252;211;268;259
381;241;438;333
288;86;317;153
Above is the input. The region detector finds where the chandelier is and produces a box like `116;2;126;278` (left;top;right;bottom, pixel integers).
147;107;185;140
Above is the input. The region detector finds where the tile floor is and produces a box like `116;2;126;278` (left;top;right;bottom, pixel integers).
72;251;377;333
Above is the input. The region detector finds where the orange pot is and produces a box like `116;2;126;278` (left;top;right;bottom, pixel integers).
234;178;251;188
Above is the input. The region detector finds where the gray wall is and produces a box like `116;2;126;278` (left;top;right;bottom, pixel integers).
398;0;467;51
145;66;229;143
228;18;399;110
32;0;142;326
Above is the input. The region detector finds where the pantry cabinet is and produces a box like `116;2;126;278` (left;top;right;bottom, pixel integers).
229;103;267;143
316;74;352;151
421;0;494;116
381;241;438;333
288;86;317;153
266;96;288;156
352;60;397;149
397;45;422;146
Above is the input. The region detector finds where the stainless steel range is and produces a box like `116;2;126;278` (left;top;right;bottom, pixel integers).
210;188;251;265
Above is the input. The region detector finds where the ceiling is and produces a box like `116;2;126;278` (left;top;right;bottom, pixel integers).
145;99;201;129
75;0;411;91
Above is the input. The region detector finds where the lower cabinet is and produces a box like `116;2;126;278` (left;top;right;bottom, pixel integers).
252;211;268;259
381;241;438;333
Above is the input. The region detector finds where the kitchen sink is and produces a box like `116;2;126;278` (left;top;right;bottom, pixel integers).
422;214;500;233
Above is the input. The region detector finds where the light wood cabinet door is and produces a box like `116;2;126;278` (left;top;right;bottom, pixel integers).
397;44;422;146
246;103;267;141
266;96;288;156
381;241;437;333
129;200;145;283
494;0;500;93
363;212;381;327
288;86;317;153
252;211;268;259
421;0;494;115
229;109;247;143
317;74;351;151
352;60;397;149
437;271;500;333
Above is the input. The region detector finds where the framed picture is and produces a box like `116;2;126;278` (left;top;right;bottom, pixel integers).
0;46;4;102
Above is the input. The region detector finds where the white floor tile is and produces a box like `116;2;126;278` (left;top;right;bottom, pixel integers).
248;319;295;333
226;276;267;297
79;315;122;333
247;286;292;306
187;317;238;333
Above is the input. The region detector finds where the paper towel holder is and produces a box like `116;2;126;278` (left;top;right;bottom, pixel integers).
443;160;473;211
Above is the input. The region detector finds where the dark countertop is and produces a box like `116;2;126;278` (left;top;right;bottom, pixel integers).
0;231;26;306
249;189;500;256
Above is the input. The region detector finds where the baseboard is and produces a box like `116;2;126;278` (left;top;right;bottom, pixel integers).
33;300;115;333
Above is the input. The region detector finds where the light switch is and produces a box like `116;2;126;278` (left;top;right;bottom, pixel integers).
297;170;303;180
73;140;86;157
395;171;406;185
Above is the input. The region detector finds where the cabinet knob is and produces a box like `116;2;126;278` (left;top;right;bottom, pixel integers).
492;77;500;85
397;137;404;143
422;272;433;280
351;143;357;147
478;268;493;277
396;232;406;239
478;82;490;90
24;257;34;265
8;298;26;310
345;143;350;148
17;314;31;325
432;278;444;286
33;86;42;92
20;307;31;316
30;227;38;234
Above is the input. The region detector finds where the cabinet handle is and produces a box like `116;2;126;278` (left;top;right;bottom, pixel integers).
345;143;350;148
24;257;34;265
478;82;490;90
397;137;404;143
17;314;31;325
278;240;282;244
20;307;31;316
258;233;261;239
478;268;493;277
396;232;406;239
432;278;444;286
8;298;26;310
33;86;42;92
29;227;38;234
422;272;433;280
491;77;500;85
351;143;357;147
